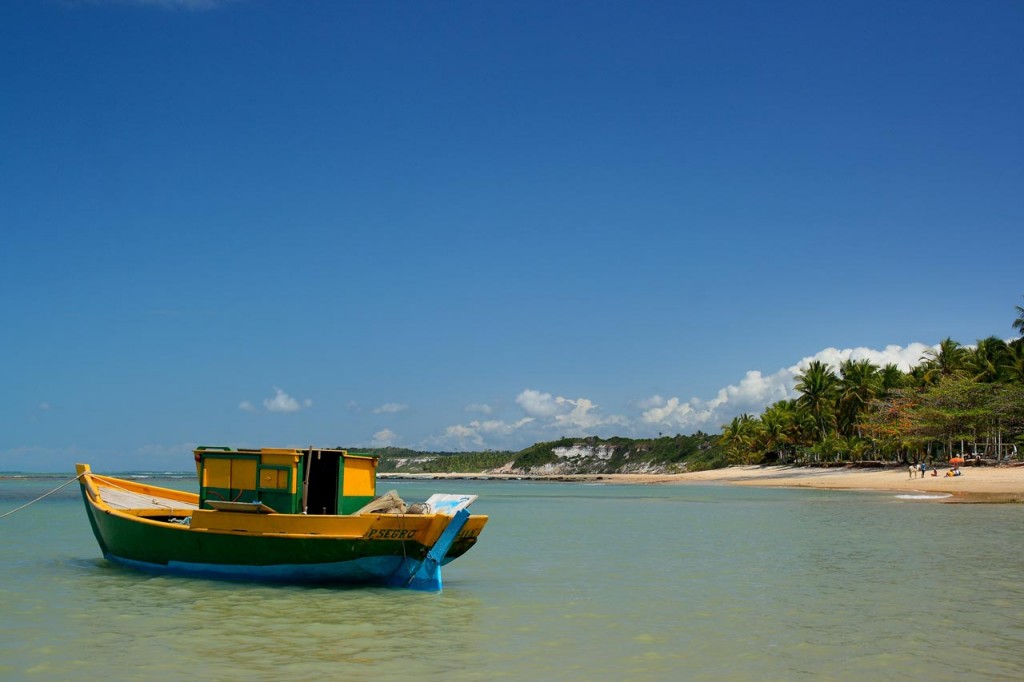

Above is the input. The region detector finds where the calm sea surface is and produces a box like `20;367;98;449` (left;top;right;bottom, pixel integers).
1;475;1022;681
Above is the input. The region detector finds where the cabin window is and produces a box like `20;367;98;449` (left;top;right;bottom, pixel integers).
258;466;291;491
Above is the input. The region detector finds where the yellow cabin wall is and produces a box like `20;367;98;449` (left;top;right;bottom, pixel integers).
342;456;377;498
234;459;258;490
202;457;232;490
202;456;257;491
196;447;380;515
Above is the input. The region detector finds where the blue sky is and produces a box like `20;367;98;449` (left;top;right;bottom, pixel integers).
2;0;1022;472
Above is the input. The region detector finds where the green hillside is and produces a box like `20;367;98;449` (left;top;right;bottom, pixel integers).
356;432;726;475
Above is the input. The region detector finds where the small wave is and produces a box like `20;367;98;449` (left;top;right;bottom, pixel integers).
895;493;953;500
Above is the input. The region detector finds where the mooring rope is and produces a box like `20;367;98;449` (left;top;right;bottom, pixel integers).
0;473;84;520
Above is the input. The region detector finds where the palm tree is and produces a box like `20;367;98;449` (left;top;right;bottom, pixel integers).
772;399;817;461
712;298;1024;464
720;414;762;464
879;363;906;395
1013;295;1024;341
921;337;969;385
837;359;881;437
1006;342;1024;384
761;402;793;463
795;360;838;441
968;336;1010;383
907;363;928;388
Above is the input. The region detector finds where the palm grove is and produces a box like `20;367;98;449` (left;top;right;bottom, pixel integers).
719;300;1024;466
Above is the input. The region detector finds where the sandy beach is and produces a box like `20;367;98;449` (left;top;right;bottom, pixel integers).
666;464;1024;502
383;464;1024;502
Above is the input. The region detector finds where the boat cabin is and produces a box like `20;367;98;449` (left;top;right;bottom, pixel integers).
193;446;379;515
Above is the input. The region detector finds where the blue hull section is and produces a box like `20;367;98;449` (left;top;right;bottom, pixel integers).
105;552;446;591
387;509;470;590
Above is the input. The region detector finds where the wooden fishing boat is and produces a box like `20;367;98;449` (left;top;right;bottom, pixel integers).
75;446;487;590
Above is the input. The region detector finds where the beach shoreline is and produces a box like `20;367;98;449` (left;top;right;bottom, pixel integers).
380;464;1024;503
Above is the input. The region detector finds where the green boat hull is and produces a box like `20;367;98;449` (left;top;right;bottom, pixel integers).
80;487;476;589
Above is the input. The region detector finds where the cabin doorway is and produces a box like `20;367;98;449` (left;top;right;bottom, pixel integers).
303;450;340;515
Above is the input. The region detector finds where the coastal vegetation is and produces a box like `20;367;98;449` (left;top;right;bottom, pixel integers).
510;433;721;472
366;433;726;476
368;447;514;474
369;299;1024;475
719;299;1024;466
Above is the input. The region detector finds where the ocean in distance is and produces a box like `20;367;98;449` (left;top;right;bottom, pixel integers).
1;475;1022;681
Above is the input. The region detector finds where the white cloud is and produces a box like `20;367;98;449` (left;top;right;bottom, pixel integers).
641;342;939;433
516;390;627;433
516;389;562;417
264;388;301;412
373;403;408;414
438;418;535;449
436;389;629;449
635;395;665;410
441;424;486;449
552;396;624;431
481;418;534;434
640;368;794;431
791;342;937;374
372;429;398;447
239;388;313;414
465;403;494;415
430;342;944;450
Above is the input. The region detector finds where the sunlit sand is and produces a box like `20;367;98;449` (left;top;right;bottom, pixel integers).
397;465;1024;501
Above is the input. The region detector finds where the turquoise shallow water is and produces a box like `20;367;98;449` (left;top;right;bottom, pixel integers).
1;475;1022;681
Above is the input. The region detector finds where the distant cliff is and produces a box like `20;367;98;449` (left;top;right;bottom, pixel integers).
368;433;724;475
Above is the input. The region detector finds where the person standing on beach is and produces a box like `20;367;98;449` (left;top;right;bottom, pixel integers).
920;462;926;478
909;464;915;479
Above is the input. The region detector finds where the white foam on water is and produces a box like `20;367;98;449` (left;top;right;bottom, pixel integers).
895;493;953;500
